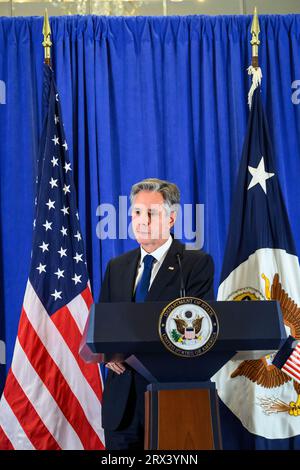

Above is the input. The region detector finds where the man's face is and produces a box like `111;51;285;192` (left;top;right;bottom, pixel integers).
131;191;176;251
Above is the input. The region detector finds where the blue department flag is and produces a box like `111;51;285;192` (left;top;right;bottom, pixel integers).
212;86;300;449
0;65;105;449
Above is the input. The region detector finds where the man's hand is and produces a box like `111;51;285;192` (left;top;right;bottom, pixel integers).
105;362;126;375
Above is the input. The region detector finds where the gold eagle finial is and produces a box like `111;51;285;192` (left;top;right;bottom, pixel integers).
42;9;52;65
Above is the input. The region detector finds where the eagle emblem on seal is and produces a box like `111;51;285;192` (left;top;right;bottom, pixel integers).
173;313;203;341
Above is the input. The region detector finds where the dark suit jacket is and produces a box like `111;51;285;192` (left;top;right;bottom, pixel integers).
99;239;214;431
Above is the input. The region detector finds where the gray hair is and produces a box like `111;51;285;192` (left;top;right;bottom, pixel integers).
130;178;180;212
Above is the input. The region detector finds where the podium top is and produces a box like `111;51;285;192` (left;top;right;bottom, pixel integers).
80;299;287;382
86;300;286;356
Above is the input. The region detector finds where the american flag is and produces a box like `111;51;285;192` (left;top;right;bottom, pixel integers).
0;65;105;450
273;336;300;384
282;345;300;383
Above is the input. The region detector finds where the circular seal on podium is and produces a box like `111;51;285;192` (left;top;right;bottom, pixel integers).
158;297;219;358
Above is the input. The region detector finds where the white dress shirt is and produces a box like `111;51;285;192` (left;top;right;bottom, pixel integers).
133;236;173;294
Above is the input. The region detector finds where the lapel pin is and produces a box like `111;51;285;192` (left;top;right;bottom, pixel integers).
168;266;175;270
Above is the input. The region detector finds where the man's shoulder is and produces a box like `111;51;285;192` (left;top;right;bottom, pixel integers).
108;247;140;267
106;240;213;267
183;247;213;262
173;239;213;263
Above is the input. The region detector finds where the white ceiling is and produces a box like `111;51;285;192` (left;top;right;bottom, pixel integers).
1;0;300;17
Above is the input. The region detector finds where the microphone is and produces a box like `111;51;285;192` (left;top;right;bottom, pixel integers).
176;253;186;298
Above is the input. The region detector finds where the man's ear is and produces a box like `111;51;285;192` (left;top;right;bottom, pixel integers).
169;211;177;229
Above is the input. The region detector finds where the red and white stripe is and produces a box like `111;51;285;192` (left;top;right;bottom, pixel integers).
282;343;300;383
0;281;105;450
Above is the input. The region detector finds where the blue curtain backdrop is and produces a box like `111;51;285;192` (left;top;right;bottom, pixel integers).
0;15;300;448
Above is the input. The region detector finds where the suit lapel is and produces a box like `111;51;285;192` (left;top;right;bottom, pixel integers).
120;249;140;301
146;239;184;301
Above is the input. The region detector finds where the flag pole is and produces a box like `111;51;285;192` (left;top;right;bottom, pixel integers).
248;7;262;108
251;6;260;69
42;9;52;66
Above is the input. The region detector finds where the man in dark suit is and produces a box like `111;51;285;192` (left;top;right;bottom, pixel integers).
99;178;214;450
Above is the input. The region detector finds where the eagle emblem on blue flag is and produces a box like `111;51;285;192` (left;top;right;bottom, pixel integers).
229;273;300;417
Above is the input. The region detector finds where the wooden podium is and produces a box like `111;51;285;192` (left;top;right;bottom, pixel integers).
144;382;221;450
80;300;286;450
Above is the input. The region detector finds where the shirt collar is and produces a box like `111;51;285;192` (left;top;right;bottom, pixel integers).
140;235;173;264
